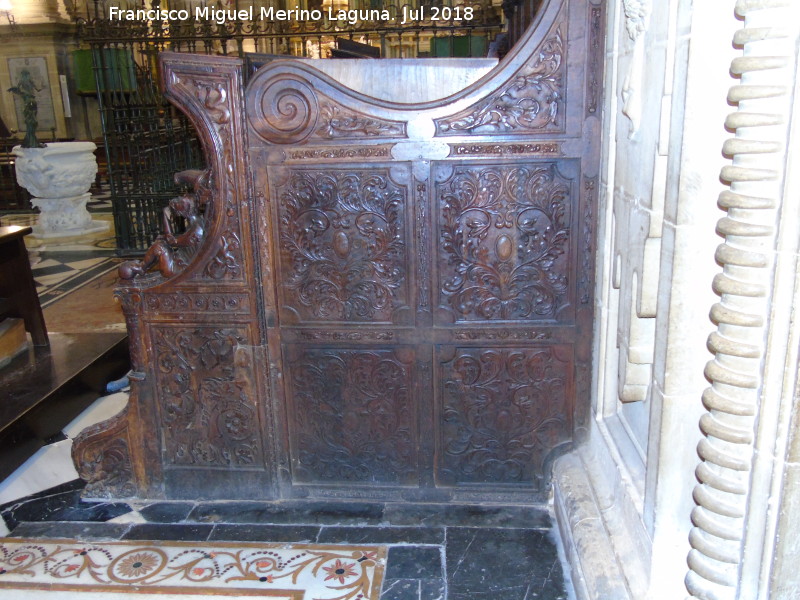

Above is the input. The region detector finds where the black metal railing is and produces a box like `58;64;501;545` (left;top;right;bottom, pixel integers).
77;0;503;253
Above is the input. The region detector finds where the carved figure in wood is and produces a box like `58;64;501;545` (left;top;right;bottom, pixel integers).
119;170;209;280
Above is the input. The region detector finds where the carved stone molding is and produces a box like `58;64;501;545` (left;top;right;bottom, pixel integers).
622;0;650;41
620;0;651;135
686;3;798;598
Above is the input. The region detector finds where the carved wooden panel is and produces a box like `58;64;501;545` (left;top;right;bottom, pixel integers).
152;326;263;469
435;26;566;135
435;162;573;322
71;0;603;503
285;347;417;485
437;346;572;489
273;166;412;324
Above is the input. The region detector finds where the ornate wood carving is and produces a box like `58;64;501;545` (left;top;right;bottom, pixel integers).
448;142;562;157
72;408;138;499
143;292;250;315
117;170;210;282
275;167;410;323
246;73;406;145
579;176;597;304
317;103;405;139
586;4;603;117
296;330;395;341
435;27;565;135
438;346;571;487
167;61;248;284
415;182;431;314
152;326;262;469
286;348;417;484
436;163;572;321
452;329;552;341
287;145;394;161
72;0;602;503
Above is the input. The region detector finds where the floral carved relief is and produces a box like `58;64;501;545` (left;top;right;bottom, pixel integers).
246;72;406;144
436;28;565;135
75;429;137;499
437;163;572;321
152;327;262;468
287;348;417;484
439;347;571;487
316;104;405;139
175;74;245;282
276;168;409;323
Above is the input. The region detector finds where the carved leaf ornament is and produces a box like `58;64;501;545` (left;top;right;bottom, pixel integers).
439;164;571;320
442;348;569;484
437;30;564;134
278;169;407;322
290;350;416;483
154;327;261;468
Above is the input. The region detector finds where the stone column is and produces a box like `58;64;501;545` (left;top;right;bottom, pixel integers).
685;1;800;598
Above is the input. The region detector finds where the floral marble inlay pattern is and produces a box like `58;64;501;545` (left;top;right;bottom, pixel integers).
0;538;386;599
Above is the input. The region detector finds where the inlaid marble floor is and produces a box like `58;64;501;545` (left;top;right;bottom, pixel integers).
1;478;573;600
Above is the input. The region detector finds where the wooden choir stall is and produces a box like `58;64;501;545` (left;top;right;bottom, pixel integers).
72;0;604;504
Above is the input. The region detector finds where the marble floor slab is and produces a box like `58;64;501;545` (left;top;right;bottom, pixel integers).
0;538;386;599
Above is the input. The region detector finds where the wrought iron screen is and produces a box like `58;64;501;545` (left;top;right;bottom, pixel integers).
77;1;503;252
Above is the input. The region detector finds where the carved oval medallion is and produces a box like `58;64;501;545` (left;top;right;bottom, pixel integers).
496;234;514;261
333;231;350;258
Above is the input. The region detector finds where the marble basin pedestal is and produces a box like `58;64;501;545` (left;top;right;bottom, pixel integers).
13;142;110;240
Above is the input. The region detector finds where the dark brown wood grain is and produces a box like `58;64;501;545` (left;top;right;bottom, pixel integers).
72;0;604;503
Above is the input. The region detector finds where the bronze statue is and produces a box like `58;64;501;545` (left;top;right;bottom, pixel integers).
8;69;41;148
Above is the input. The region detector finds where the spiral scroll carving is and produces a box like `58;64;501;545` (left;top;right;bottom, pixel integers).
247;75;319;144
685;2;798;598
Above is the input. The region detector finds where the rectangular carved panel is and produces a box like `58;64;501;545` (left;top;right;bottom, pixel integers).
435;162;574;323
273;166;412;325
436;345;573;489
152;326;264;469
285;346;418;485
